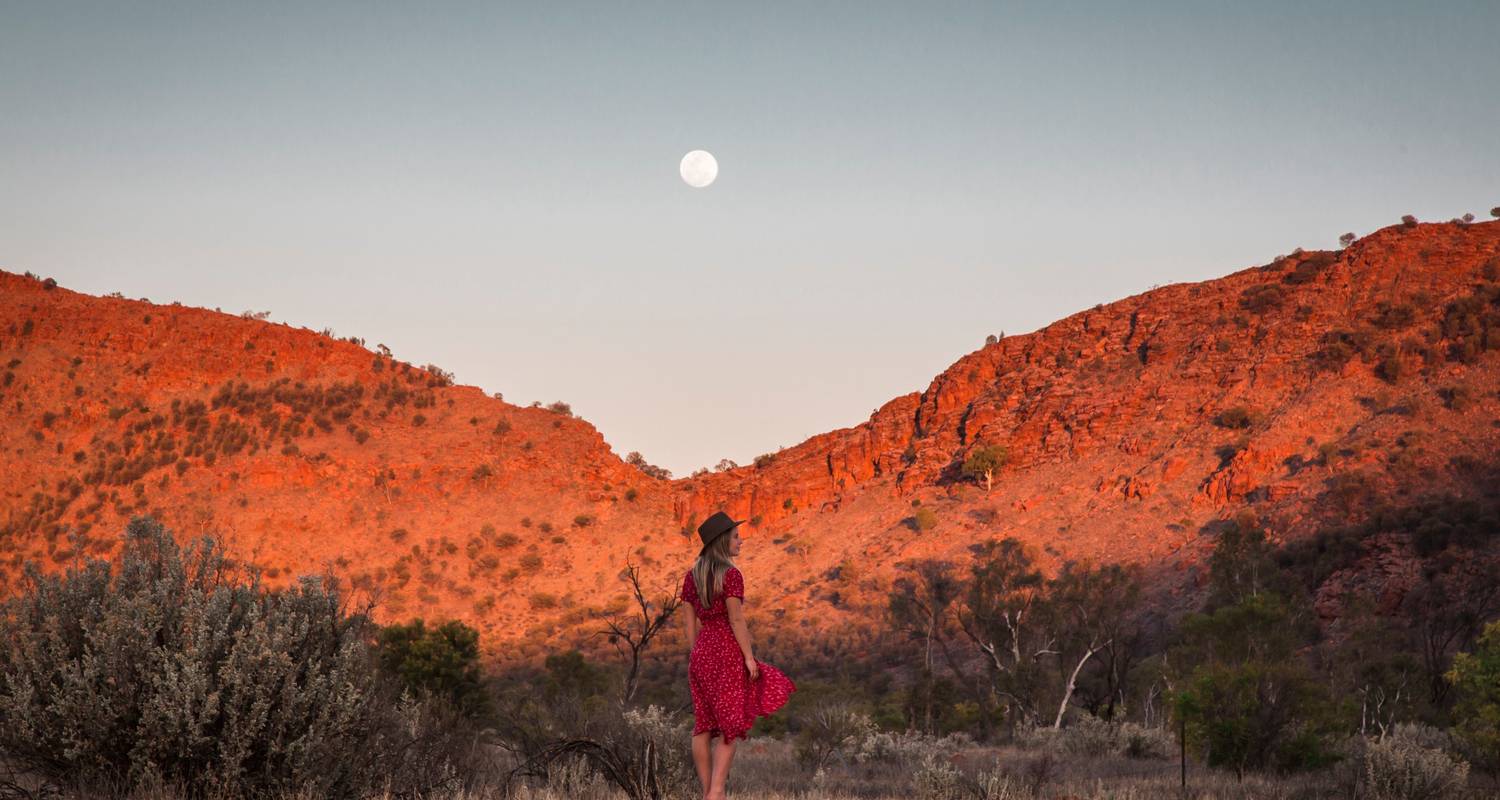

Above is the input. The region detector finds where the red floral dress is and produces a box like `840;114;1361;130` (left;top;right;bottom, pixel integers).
683;566;795;742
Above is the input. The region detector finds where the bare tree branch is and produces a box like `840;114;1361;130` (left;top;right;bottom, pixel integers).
595;559;682;704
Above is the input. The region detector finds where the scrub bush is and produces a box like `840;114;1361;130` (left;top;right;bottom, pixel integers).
0;516;476;797
1364;733;1468;800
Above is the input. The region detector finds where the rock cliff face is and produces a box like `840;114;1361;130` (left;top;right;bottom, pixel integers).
3;221;1499;661
681;224;1497;509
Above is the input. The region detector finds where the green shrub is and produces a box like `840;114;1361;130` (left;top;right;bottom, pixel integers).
1328;470;1377;512
1239;284;1285;314
1174;593;1337;778
1376;352;1405;384
1309;329;1371;372
1284;252;1338;285
1449;621;1500;770
1372;302;1416;330
910;507;938;531
1214;406;1260;429
1439;384;1474;411
1439;285;1500;364
529;592;558;610
376;618;488;717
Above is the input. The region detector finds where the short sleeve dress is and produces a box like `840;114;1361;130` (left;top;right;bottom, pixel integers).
682;566;795;742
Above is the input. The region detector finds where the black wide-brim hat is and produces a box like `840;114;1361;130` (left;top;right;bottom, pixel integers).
697;511;745;554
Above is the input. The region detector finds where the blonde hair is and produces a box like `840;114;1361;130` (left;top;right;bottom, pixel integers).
691;532;736;608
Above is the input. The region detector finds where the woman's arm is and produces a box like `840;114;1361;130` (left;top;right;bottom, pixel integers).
684;601;699;653
725;597;760;680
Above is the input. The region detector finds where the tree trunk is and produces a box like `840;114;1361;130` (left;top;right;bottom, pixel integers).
1053;645;1101;729
623;652;640;704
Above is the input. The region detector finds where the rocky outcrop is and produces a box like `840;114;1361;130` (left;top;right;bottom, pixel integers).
677;222;1500;543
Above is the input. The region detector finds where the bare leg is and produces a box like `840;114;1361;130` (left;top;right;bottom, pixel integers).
692;732;712;799
707;736;738;800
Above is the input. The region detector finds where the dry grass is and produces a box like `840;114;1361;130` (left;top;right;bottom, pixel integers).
9;735;1498;800
515;732;1495;799
412;736;1491;800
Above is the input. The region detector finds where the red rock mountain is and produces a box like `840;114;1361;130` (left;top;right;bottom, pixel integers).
3;221;1498;662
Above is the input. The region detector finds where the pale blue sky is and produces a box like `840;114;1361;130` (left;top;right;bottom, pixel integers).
2;2;1497;475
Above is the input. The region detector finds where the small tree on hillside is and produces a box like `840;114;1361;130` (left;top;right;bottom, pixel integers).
961;444;1009;495
625;451;671;481
373;467;397;503
597;561;681;704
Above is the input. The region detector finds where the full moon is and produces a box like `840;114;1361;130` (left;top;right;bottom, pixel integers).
680;150;718;188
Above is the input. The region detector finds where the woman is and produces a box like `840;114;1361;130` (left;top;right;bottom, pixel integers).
682;511;795;800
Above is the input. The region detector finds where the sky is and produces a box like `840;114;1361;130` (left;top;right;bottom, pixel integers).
2;2;1498;477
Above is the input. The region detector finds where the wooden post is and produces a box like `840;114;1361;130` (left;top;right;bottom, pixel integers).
1180;711;1187;792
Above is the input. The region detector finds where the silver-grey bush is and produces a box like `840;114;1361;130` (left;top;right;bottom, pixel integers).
0;517;448;797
